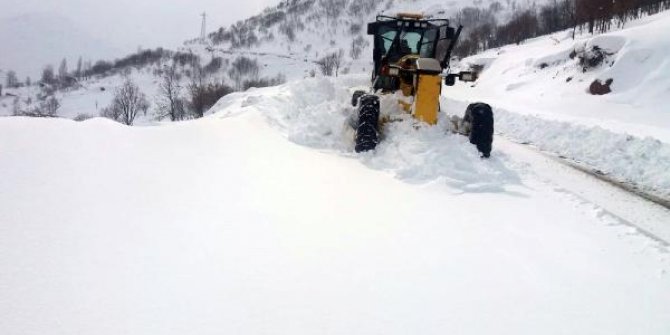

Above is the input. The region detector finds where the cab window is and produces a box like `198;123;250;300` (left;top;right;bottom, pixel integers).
419;29;438;58
379;28;398;55
399;31;422;54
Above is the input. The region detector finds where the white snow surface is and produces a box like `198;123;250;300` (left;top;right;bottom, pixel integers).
2;75;670;335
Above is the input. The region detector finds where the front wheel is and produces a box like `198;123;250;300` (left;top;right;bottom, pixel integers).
464;103;494;158
355;95;380;153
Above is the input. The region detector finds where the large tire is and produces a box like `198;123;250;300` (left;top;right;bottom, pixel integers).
464;103;494;158
355;95;380;153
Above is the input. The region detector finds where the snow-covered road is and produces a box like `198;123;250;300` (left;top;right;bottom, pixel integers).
1;76;669;335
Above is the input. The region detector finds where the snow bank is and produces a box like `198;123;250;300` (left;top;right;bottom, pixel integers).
210;75;518;193
447;99;670;198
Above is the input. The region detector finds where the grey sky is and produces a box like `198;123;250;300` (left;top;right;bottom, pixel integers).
0;0;279;51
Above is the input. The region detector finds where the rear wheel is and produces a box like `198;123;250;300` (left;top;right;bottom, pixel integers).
355;95;380;153
464;103;494;158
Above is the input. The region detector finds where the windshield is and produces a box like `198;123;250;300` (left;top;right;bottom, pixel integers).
400;31;422;54
377;25;440;60
419;28;438;58
381;29;398;55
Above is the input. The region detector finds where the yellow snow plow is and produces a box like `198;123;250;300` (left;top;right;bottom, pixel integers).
351;13;494;157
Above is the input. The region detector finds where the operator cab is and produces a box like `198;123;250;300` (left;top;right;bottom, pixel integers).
367;13;459;90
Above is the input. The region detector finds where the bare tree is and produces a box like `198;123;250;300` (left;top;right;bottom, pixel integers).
317;50;344;76
317;54;335;76
25;76;31;87
75;57;83;79
41;65;56;85
41;96;61;117
101;78;149;125
350;36;369;60
228;56;260;89
5;70;19;88
58;58;68;81
83;61;92;80
333;49;344;77
156;64;186;121
12;97;22;116
12;95;60;117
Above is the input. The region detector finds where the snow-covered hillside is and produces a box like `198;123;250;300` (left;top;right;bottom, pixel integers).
0;0;528;123
454;11;670;140
448;10;670;199
2;75;670;335
182;0;530;80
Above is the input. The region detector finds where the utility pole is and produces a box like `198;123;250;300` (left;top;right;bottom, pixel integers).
201;12;207;43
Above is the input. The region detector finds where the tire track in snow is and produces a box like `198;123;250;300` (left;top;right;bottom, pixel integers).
496;136;670;247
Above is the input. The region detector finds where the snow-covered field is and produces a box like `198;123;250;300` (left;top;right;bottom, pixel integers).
2;75;670;335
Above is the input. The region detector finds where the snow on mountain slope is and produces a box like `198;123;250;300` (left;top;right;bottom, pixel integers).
2;75;670;335
182;0;533;81
0;0;533;121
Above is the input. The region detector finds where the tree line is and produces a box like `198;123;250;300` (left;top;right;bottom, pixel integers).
454;0;670;58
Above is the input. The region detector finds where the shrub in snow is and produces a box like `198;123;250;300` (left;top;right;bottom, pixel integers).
86;61;114;78
242;74;286;91
317;50;344;77
188;82;235;118
12;96;60;118
5;70;19;88
228;57;260;89
172;52;200;68
41;96;61;116
577;45;615;72
74;113;93;122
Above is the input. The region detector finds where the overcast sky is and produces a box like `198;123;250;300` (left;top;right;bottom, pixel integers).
0;0;280;51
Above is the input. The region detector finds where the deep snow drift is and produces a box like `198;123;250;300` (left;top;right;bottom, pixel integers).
2;75;670;335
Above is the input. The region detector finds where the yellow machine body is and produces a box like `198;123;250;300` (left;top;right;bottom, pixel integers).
412;73;442;125
386;55;444;125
